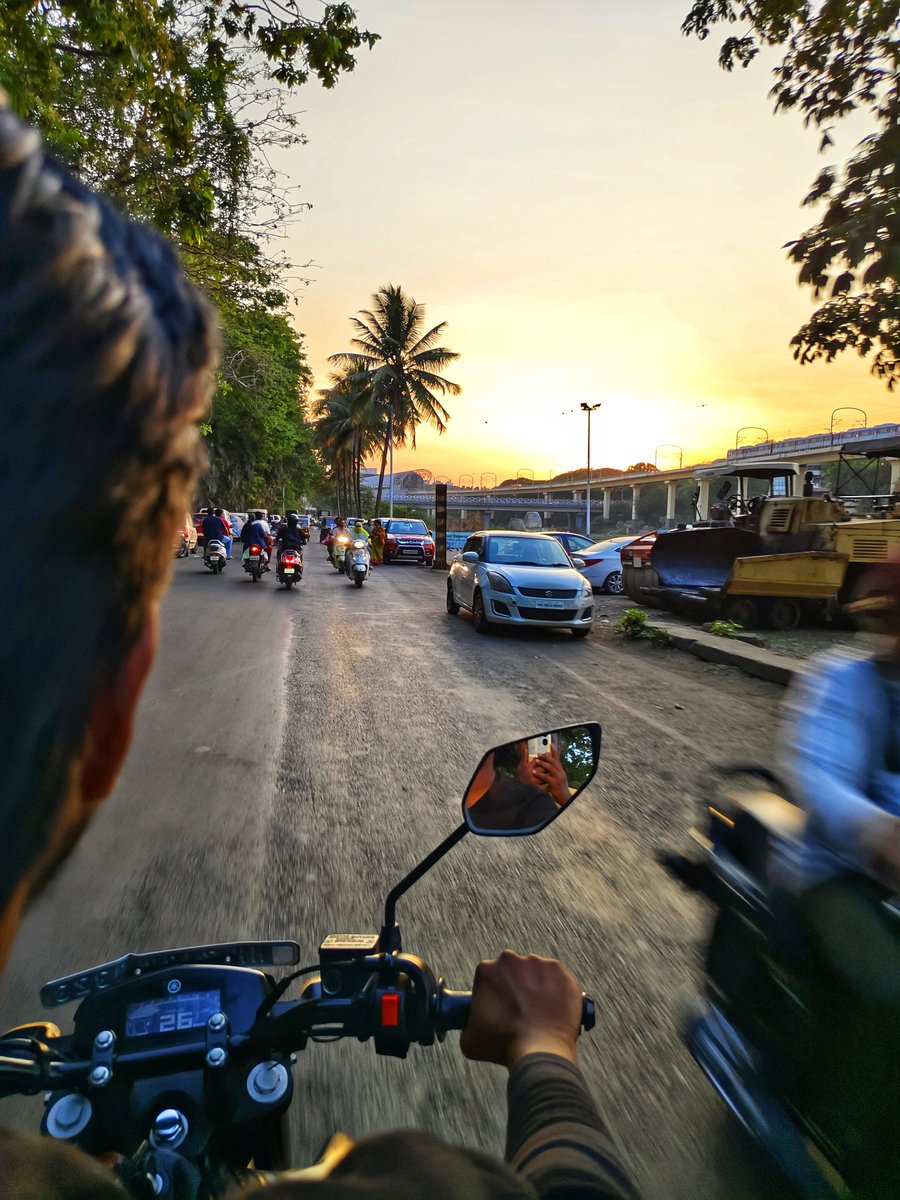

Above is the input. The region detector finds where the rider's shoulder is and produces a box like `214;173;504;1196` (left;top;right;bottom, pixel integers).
0;1126;121;1198
242;1130;532;1198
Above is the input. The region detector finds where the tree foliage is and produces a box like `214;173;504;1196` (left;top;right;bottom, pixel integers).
207;300;319;508
311;369;380;515
683;2;900;385
0;2;378;267
1;1;379;505
327;285;461;516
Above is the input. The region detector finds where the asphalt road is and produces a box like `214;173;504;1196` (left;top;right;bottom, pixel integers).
0;545;786;1198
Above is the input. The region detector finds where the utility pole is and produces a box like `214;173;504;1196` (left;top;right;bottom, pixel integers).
388;402;394;518
580;402;601;539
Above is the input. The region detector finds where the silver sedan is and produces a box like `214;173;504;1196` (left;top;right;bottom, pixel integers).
447;531;594;637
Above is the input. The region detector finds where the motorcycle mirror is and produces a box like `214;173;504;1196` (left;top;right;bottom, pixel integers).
379;723;601;953
462;723;602;836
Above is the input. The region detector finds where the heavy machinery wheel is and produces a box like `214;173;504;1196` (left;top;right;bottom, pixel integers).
623;565;667;608
722;596;759;629
446;581;460;615
472;590;490;634
767;598;801;631
604;570;624;595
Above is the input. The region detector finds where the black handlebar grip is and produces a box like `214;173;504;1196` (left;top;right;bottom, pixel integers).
436;990;596;1034
436;989;471;1031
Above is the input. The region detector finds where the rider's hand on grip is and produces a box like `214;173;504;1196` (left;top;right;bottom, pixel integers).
460;950;584;1069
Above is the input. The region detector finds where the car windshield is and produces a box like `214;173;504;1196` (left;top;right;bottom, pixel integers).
390;520;428;535
486;536;572;567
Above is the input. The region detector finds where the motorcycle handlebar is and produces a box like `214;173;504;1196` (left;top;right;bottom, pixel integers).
435;989;596;1034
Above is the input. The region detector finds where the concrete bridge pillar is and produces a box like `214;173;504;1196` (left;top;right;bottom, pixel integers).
666;479;678;525
631;485;641;521
696;477;711;521
602;488;611;520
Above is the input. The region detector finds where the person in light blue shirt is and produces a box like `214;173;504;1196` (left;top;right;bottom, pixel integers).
780;559;900;1173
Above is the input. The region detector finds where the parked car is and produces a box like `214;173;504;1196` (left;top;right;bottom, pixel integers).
575;536;634;594
174;513;198;558
447;530;594;637
229;512;247;538
545;531;596;558
383;518;435;565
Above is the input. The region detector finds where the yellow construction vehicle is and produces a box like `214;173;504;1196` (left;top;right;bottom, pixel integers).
637;439;900;628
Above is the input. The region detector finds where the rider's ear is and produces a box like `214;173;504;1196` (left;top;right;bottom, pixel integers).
80;615;158;805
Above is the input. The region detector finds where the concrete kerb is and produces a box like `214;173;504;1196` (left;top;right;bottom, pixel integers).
643;618;802;686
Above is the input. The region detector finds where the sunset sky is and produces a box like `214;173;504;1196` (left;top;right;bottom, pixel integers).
278;0;895;481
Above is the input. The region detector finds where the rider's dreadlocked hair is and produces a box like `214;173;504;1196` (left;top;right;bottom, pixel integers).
0;104;218;911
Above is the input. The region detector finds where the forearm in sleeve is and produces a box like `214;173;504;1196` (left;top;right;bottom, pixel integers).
505;1053;640;1200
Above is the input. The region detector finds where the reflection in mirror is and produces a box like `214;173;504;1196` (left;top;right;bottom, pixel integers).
462;723;601;837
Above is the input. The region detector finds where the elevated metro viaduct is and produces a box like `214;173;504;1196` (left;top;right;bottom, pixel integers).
390;436;900;534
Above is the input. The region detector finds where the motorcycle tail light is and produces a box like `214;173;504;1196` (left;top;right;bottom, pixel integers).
250;545;261;553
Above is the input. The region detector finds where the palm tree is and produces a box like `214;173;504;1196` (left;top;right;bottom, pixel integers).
313;371;380;514
328;284;461;515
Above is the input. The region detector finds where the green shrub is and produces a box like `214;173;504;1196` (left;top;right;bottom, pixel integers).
616;607;672;646
708;619;744;639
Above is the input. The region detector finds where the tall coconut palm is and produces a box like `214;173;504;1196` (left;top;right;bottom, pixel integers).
328;284;461;516
313;371;380;514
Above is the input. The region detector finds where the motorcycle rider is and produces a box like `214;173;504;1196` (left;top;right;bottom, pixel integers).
328;516;352;567
201;506;230;559
780;556;900;1186
274;512;306;567
0;105;638;1199
241;509;272;568
215;506;234;558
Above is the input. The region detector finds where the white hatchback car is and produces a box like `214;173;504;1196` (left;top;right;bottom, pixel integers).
447;531;594;637
575;536;635;593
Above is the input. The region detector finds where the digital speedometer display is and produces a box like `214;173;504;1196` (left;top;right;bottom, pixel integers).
125;989;221;1038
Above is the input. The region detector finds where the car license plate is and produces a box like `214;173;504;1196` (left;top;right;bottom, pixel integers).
401;548;418;555
535;599;564;609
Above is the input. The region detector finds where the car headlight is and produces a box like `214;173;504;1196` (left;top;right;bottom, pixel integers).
485;570;515;594
580;581;593;597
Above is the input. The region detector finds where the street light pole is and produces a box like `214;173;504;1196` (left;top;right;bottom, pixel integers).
580;402;601;537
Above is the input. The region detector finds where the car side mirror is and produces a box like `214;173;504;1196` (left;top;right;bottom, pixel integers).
461;551;479;563
572;557;586;568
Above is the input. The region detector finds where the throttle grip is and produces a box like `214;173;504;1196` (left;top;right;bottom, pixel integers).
435;989;595;1033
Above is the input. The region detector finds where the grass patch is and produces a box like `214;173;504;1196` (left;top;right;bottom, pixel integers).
616;607;672;646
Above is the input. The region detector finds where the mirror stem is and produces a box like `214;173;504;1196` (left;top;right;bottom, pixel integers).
380;824;469;952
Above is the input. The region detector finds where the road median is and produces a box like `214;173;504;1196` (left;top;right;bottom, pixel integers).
641;617;802;686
